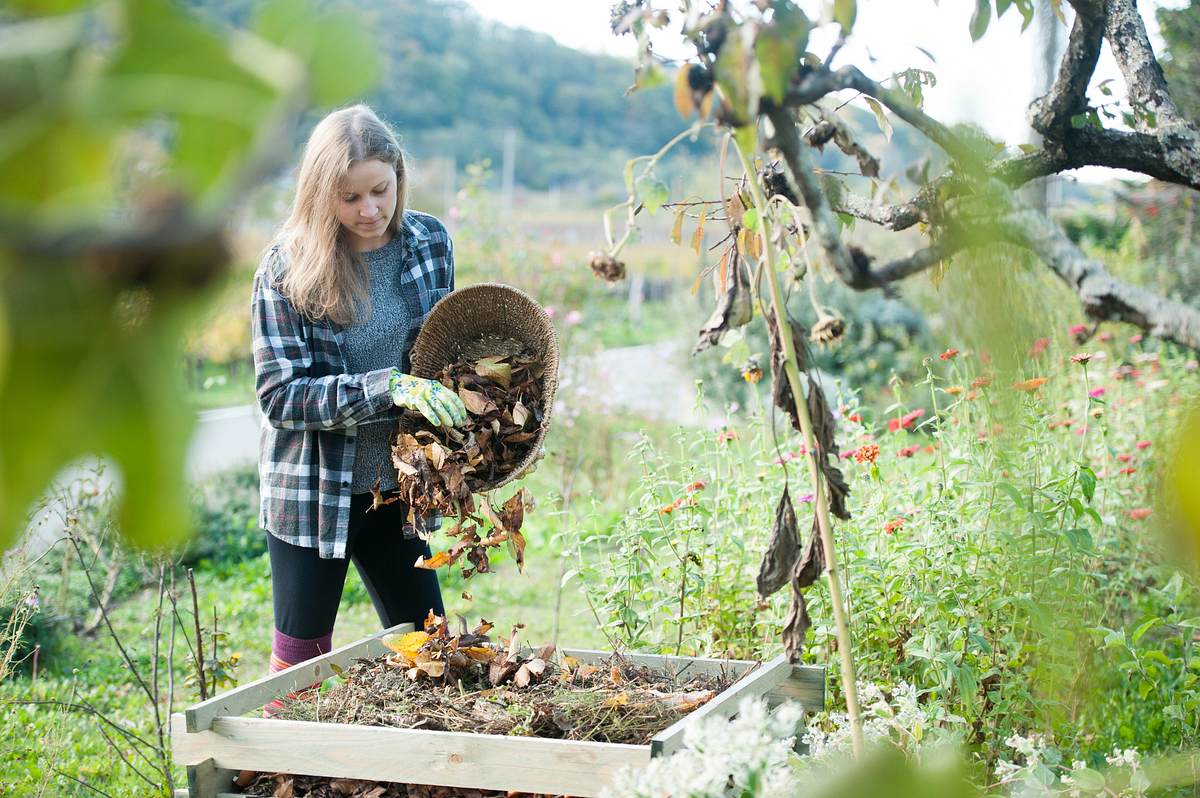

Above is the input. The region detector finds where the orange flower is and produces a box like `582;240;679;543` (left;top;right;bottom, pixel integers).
970;376;991;389
884;517;905;535
1119;467;1137;475
940;348;959;361
1013;377;1048;392
853;443;880;464
945;385;963;395
685;480;707;493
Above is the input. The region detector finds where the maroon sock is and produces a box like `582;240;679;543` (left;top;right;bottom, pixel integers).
264;629;333;717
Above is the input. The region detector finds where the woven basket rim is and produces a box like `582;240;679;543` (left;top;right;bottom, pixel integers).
408;282;560;493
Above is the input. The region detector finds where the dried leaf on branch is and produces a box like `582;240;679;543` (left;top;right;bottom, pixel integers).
692;246;753;354
783;517;827;663
756;487;799;599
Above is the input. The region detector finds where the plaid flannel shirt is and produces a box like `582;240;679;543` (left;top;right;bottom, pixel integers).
252;210;454;559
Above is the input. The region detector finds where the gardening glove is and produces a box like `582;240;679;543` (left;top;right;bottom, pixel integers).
389;370;468;428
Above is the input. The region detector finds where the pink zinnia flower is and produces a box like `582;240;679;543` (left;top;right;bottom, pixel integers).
1069;324;1087;336
1089;387;1105;398
1130;333;1144;344
1135;440;1151;450
898;444;920;458
565;309;584;326
1030;337;1050;357
1128;508;1153;520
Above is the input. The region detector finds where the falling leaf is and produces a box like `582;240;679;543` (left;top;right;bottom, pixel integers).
414;550;453;570
461;590;473;601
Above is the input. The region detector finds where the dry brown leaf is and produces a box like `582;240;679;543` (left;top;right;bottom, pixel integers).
474;356;513;389
512;400;529;428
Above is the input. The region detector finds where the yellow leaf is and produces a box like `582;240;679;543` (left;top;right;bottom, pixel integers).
670;207;684;245
415;550;452;569
381;631;430;664
673;64;697;117
474;356;512;389
691;208;706;255
465;646;494;662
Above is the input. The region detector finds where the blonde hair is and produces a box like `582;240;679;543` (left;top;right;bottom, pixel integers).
275;104;408;325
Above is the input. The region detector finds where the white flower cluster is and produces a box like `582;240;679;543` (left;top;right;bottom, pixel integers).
600;697;806;798
801;680;942;761
995;735;1149;798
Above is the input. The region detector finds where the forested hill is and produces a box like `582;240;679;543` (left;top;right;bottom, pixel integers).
187;0;690;190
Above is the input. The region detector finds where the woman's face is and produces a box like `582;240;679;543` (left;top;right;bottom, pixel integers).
336;158;398;251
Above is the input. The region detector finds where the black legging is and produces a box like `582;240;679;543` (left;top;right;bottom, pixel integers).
266;493;444;639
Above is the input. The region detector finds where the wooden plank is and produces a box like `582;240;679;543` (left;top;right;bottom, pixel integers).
171;714;650;798
562;648;757;681
650;655;794;757
185;759;234;798
184;622;414;732
563;648;825;712
772;664;825;711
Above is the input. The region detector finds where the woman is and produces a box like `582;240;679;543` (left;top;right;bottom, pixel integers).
251;104;468;699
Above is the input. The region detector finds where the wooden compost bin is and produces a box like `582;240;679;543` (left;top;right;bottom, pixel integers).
171;622;825;798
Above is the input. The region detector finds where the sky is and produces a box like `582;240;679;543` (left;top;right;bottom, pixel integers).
461;0;1186;179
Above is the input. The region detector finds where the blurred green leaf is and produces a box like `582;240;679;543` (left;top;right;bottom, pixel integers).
970;0;991;41
755;3;808;103
833;0;857;34
253;0;379;106
635;172;668;214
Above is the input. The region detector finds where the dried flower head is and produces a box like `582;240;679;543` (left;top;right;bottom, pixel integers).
810;313;846;345
588;251;627;282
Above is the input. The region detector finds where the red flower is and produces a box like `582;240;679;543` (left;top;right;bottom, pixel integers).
1117;453;1133;463
1030;337;1051;357
1128;508;1153;520
940;348;959;361
1119;467;1137;475
898;444;920;458
853;443;880;464
884;517;905;535
1135;440;1152;450
1069;324;1087;336
848;413;862;423
887;418;901;433
685;480;707;493
1130;333;1144;344
901;409;924;429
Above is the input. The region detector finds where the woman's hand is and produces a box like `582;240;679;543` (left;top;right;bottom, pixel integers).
389;371;468;428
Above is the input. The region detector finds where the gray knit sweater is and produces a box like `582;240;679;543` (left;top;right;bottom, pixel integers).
344;234;411;492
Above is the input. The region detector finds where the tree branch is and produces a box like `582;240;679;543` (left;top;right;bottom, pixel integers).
997;207;1200;349
765;103;869;287
1029;7;1105;138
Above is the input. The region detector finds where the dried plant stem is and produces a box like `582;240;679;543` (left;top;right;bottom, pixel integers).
187;568;208;702
734;137;865;759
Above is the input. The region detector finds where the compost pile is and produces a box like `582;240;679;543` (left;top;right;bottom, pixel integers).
384;349;546;537
272;613;732;746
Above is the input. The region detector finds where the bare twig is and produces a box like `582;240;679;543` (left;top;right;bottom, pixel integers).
188;567;208;701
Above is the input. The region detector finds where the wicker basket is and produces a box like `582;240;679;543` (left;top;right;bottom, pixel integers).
408;282;560;491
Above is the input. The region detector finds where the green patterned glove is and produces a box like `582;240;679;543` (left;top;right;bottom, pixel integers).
389;370;468;428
